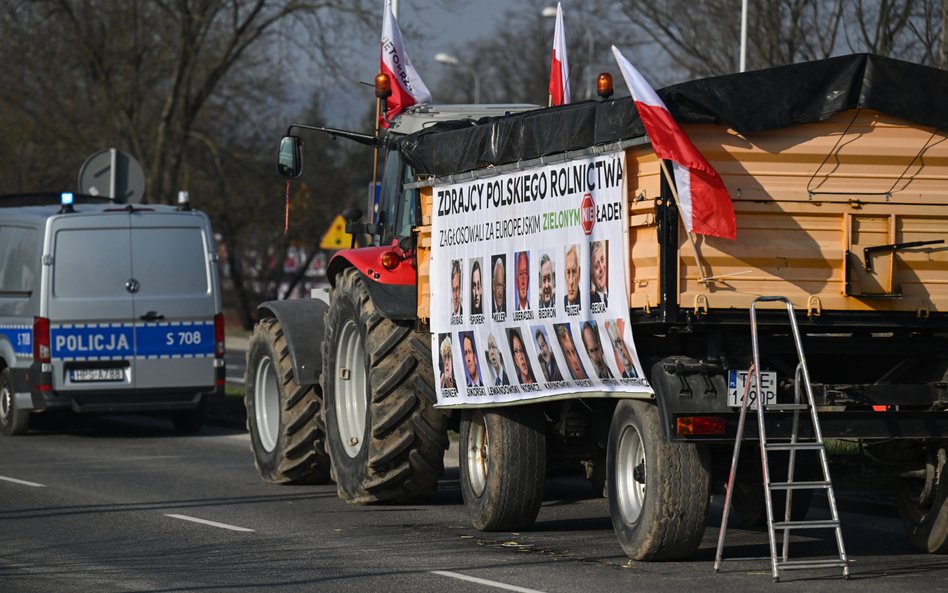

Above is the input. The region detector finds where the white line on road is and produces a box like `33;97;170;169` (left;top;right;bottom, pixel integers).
431;571;547;593
164;513;254;532
0;475;46;488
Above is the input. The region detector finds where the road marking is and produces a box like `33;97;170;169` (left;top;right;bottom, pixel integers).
164;513;254;532
431;571;547;593
0;475;46;488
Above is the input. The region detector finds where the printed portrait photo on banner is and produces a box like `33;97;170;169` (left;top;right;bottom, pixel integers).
590;240;609;309
554;323;588;380
485;332;510;386
438;333;456;390
564;243;581;311
582;320;615;379
491;254;507;318
607;320;638;379
460;331;483;387
470;258;483;316
507;327;537;385
450;259;463;317
533;325;563;382
538;252;555;309
515;250;530;311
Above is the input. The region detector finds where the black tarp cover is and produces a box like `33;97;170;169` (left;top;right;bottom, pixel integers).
398;54;948;178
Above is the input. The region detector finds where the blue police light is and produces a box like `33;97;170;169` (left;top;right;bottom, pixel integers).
59;192;75;213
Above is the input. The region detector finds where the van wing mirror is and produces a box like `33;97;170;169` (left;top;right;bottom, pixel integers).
277;135;303;178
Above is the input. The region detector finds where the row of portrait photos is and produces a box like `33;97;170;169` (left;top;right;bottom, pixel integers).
448;240;612;326
437;318;643;399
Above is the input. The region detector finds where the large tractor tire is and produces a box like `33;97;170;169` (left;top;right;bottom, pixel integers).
459;406;546;531
607;399;710;561
0;368;29;436
322;268;449;504
897;442;948;553
245;316;331;484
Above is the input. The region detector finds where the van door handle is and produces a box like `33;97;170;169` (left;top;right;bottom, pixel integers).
140;311;165;321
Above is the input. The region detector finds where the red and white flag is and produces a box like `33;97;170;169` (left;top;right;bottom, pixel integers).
611;46;736;239
380;0;431;125
548;3;570;106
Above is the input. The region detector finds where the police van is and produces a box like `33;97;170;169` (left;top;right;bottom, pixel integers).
0;192;224;435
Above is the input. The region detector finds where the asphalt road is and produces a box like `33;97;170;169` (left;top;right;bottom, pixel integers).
2;412;947;593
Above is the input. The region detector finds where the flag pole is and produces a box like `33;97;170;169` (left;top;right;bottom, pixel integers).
658;159;711;280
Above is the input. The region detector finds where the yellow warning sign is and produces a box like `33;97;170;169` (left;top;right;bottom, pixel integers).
319;215;352;250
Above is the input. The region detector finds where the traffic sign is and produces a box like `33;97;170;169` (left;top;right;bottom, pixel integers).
581;193;595;235
78;148;145;203
319;215;353;250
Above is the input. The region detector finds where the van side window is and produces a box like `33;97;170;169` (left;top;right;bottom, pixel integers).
0;226;37;295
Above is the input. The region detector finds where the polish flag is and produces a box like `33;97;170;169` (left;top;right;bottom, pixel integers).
380;0;431;125
611;46;736;239
548;3;570;106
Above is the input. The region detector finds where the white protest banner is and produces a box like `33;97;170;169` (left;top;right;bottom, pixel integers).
430;150;653;407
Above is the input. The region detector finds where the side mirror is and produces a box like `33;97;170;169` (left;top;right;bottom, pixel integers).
277;135;303;178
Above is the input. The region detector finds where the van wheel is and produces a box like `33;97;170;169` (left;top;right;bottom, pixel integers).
171;406;204;434
322;268;448;504
897;443;948;553
607;399;710;560
459;407;546;530
0;368;29;436
245;316;331;484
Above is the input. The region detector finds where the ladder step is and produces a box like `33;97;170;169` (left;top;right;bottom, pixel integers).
770;480;832;490
766;442;824;451
772;519;839;530
766;403;810;412
776;559;848;571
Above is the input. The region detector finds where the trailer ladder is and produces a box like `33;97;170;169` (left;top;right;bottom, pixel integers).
714;296;849;582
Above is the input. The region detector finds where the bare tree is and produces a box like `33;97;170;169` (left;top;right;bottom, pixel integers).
615;0;845;78
431;0;623;105
0;0;376;202
850;0;915;56
0;0;380;327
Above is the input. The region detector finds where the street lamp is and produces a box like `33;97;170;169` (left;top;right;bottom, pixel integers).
435;52;480;104
542;6;594;100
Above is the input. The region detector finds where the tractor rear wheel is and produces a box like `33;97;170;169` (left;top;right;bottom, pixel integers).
322;268;449;503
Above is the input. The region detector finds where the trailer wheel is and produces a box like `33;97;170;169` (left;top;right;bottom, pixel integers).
322;268;448;504
0;368;29;436
459;407;546;531
607;399;710;560
245;317;330;484
897;444;948;553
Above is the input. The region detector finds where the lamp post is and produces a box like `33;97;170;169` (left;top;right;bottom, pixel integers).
739;0;748;72
435;52;480;104
542;6;593;100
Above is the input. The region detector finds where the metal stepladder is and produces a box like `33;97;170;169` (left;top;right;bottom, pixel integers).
714;296;849;581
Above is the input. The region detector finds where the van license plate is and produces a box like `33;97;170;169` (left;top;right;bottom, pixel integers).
727;369;777;409
70;368;124;382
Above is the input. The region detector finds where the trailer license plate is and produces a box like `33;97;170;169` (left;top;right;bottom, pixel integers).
727;369;777;409
70;368;124;382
